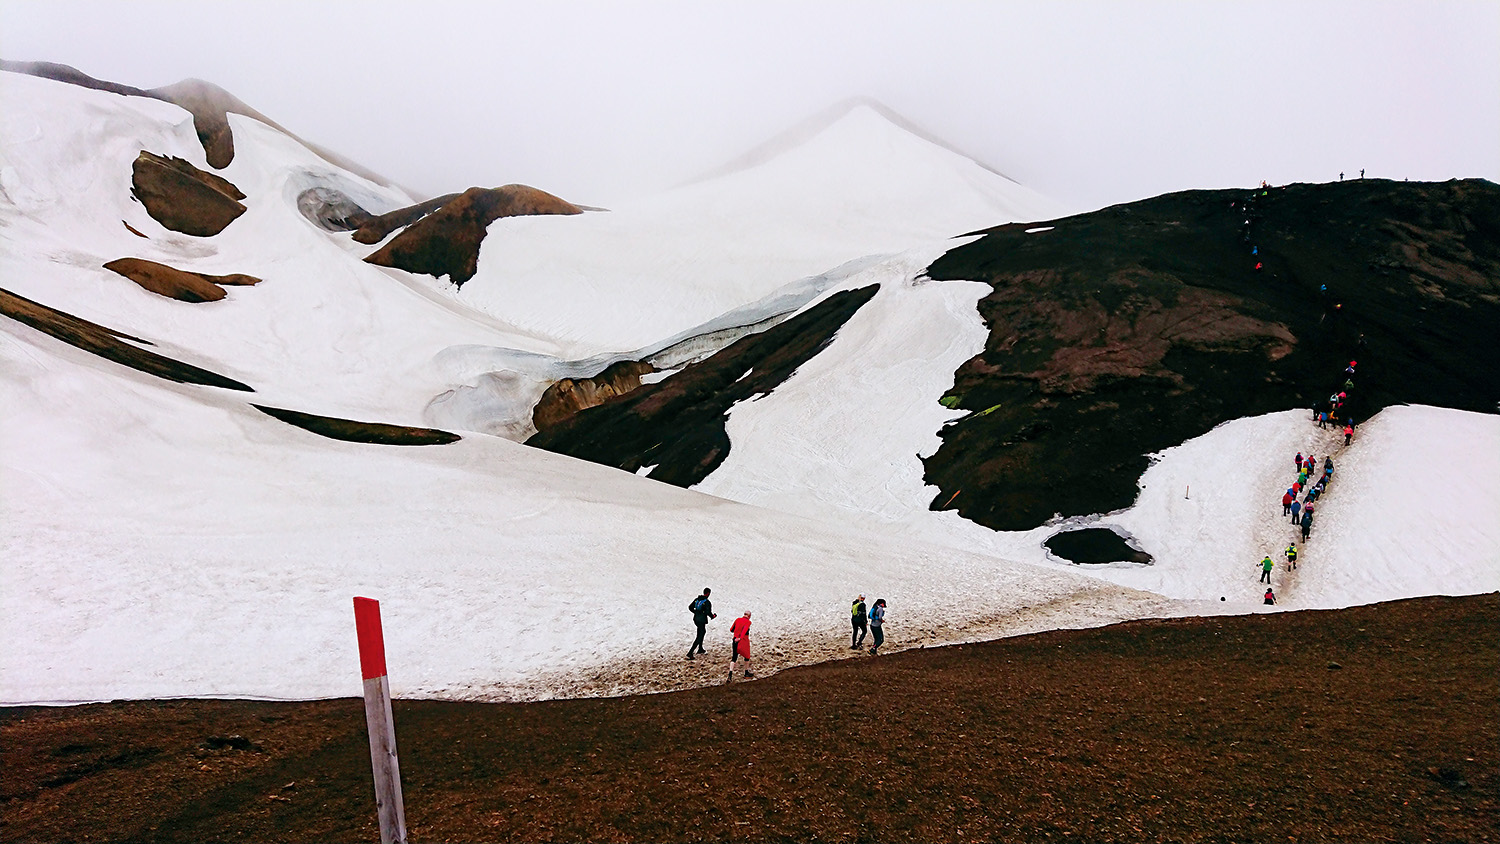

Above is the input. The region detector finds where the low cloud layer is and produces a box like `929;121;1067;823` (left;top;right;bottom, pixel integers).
3;0;1496;210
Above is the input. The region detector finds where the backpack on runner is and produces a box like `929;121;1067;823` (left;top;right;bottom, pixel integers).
689;596;706;614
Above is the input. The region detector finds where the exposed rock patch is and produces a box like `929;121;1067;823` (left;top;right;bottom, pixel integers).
0;288;252;391
103;258;261;303
351;193;460;244
1045;527;1154;564
532;360;655;432
295;187;374;232
922;179;1500;530
364;186;582;284
527;286;879;486
252;406;460;446
130;151;246;237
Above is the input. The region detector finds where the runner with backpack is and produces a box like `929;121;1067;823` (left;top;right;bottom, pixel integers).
686;588;716;660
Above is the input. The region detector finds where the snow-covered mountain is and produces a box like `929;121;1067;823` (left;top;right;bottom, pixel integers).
1;66;1495;707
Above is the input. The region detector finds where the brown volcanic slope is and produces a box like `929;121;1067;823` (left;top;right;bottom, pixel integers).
527;286;880;486
350;193;462;245
252;406;460;447
2;594;1494;843
0;288;251;391
364;186;582;284
921;178;1500;530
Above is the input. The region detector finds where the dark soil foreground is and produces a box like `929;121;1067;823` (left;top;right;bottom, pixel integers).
3;594;1495;844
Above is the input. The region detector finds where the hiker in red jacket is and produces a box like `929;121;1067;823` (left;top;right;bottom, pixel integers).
1282;490;1295;516
728;612;753;680
1343;424;1354;446
1295;452;1304;471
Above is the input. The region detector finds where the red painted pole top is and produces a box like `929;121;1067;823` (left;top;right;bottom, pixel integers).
353;596;388;680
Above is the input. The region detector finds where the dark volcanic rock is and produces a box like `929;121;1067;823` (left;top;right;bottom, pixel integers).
351;193;461;244
527;286;880;486
252;406;460;446
130;151;246;237
363;186;582;284
103;258;261;303
923;179;1500;530
0;288;252;391
1045;528;1154;564
533;360;656;432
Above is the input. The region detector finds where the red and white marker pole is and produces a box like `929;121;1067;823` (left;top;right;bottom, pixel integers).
353;597;408;844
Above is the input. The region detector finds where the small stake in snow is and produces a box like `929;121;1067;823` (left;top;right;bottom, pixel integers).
1185;485;1190;499
353;597;408;844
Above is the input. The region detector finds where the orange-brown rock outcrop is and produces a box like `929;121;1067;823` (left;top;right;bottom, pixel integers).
130;152;246;237
103;258;261;303
364;185;582;284
532;360;655;432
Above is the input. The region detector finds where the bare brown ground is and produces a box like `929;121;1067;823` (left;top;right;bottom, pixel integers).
3;594;1494;843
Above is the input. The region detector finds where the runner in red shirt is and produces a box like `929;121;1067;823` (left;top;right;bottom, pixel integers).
728;611;754;681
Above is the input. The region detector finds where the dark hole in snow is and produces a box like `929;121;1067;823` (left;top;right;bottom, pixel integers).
1045;527;1153;564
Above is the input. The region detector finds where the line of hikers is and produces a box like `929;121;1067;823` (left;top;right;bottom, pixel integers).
1262;358;1361;601
686;587;889;681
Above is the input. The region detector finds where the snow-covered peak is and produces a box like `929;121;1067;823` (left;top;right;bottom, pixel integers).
689;96;1026;188
456;101;1068;354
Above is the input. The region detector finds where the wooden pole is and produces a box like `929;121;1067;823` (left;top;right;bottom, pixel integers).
354;597;408;844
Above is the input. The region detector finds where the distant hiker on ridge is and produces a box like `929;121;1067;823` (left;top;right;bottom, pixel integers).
850;594;868;650
728;611;753;680
1260;556;1274;584
687;588;716;660
868;599;887;655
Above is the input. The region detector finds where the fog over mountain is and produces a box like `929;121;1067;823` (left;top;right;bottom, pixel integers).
3;0;1496;210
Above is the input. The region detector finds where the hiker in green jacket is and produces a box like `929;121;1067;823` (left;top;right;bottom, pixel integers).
1259;556;1274;584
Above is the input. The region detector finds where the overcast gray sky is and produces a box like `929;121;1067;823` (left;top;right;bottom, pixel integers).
3;1;1496;210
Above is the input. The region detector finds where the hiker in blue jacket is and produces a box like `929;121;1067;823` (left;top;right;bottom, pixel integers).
687;588;716;659
868;599;887;655
1290;499;1302;525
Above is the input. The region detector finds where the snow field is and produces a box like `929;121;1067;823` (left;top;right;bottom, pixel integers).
2;69;1496;707
0;319;1163;704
